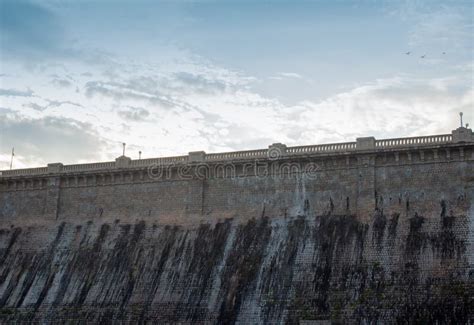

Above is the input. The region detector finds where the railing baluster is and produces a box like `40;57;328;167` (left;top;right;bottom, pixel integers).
0;133;457;177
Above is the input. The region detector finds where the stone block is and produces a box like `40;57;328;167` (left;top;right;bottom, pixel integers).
189;151;206;163
356;136;376;150
115;156;131;168
47;163;63;173
268;143;287;159
452;127;473;143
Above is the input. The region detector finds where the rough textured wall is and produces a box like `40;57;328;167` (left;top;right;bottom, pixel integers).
0;146;473;323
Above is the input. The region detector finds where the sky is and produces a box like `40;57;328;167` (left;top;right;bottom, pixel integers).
0;0;473;169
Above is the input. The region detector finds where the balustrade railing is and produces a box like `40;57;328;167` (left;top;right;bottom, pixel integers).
130;156;188;166
63;162;115;172
375;134;452;148
0;167;48;177
0;132;468;177
205;149;267;161
287;142;357;154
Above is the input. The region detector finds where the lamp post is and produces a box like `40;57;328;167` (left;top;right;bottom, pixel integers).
10;148;14;170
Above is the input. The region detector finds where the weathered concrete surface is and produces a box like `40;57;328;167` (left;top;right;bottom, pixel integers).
0;141;473;323
0;213;472;323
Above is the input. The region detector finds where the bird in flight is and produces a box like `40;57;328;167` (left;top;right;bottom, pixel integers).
442;52;446;55
420;54;426;58
405;51;411;55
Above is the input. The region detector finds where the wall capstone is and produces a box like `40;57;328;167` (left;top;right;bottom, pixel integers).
115;156;131;168
189;151;206;163
268;143;287;159
356;137;376;150
452;127;474;143
47;163;63;173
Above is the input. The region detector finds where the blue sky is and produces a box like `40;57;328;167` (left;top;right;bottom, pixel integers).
0;0;473;168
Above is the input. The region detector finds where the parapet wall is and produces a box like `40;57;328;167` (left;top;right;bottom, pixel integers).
0;132;460;177
1;128;473;227
0;128;473;323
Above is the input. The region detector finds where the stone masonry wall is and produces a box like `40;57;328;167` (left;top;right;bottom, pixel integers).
0;142;473;323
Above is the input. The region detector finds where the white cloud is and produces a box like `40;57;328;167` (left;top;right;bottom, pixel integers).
294;74;473;143
0;52;472;169
269;72;305;81
117;106;150;122
0;109;108;169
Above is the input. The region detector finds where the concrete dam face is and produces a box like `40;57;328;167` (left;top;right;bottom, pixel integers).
0;130;473;323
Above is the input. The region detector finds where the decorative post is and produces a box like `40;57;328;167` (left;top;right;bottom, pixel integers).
189;151;206;163
45;163;63;220
452;125;474;143
356;137;376;151
47;163;63;173
267;143;287;160
115;156;131;168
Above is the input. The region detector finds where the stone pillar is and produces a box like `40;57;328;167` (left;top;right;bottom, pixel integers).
356;137;376;151
452;127;474;143
45;176;61;220
354;138;377;221
115;156;131;168
267;143;287;160
186;178;205;220
44;163;63;220
48;163;63;173
189;151;206;163
356;154;376;222
186;152;206;219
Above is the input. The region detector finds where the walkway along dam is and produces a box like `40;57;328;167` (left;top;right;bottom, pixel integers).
0;127;473;323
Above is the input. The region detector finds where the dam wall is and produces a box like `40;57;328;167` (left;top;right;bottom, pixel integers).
0;128;473;323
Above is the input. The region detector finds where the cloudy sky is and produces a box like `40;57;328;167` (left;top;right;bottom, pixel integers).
0;0;472;169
